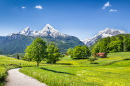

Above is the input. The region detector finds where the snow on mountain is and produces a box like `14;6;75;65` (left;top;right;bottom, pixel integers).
8;24;68;38
83;28;127;47
38;24;68;38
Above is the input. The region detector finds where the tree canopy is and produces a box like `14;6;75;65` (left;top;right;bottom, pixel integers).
92;35;130;54
71;45;91;59
25;38;47;67
46;42;60;64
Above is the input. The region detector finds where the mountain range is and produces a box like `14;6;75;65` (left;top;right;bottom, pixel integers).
0;24;128;54
0;24;84;54
8;24;68;38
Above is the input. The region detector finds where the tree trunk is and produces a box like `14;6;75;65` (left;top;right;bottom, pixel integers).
51;61;52;66
37;62;39;67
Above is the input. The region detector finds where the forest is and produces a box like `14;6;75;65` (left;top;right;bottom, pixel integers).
92;34;130;54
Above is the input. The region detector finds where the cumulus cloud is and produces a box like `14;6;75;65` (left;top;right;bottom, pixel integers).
102;2;111;9
35;5;42;9
109;9;118;12
21;6;26;9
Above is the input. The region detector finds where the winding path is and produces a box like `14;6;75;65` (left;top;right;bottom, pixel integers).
4;68;47;86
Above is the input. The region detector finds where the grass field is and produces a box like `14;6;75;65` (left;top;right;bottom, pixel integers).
0;52;130;86
19;52;130;86
0;55;37;86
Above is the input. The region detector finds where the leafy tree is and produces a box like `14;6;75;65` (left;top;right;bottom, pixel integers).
81;45;91;58
17;54;19;59
124;40;127;52
73;45;90;59
73;45;82;58
25;38;47;67
53;46;61;63
46;42;60;64
67;47;73;56
117;40;123;52
89;58;95;64
22;53;32;61
91;34;130;53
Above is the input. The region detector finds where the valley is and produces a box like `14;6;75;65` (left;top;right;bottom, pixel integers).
0;52;130;86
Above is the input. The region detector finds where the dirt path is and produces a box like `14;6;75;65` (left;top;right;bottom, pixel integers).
4;68;47;86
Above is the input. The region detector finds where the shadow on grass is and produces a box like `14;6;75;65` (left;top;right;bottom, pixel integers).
54;63;72;65
73;58;89;60
40;63;72;65
40;67;75;75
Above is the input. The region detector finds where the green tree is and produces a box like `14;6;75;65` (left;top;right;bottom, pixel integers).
22;53;32;61
67;47;73;56
17;54;19;59
73;45;82;58
124;39;128;52
25;38;47;67
46;42;61;64
73;45;90;59
89;58;95;64
81;45;91;58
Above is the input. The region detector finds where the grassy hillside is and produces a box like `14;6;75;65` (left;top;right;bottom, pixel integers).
19;52;130;86
0;55;37;86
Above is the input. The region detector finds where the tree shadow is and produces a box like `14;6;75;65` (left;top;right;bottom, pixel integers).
40;67;75;75
73;58;89;60
54;63;72;65
40;63;72;65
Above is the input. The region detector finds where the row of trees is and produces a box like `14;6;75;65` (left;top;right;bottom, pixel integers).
67;45;91;59
24;38;61;66
92;36;130;54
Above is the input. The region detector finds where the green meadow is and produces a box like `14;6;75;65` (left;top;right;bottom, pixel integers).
0;52;130;86
0;55;36;86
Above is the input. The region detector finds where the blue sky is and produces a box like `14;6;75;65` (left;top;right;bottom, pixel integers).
0;0;130;40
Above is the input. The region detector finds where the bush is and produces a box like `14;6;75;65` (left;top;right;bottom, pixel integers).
89;58;95;64
123;58;130;60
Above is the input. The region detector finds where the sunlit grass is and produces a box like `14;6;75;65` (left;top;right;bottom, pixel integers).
0;55;38;86
20;52;130;86
20;60;130;86
1;52;130;86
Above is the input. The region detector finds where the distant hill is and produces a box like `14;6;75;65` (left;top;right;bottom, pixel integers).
82;28;127;47
90;34;130;53
0;24;84;54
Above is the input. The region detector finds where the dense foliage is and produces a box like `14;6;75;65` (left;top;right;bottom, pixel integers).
92;35;130;54
46;42;61;64
0;34;84;54
70;45;91;59
25;38;47;66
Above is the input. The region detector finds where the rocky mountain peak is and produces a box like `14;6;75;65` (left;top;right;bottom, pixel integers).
8;24;69;38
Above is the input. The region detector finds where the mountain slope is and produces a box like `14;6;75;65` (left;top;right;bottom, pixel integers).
83;28;127;47
0;24;84;54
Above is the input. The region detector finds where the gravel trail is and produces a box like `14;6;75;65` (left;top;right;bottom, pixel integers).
4;68;47;86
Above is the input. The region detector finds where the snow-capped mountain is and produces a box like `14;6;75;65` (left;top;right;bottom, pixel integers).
8;24;68;38
83;28;127;47
38;24;68;38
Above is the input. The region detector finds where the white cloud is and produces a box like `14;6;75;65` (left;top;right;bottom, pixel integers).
102;2;111;9
21;6;26;9
109;9;118;12
35;5;42;9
